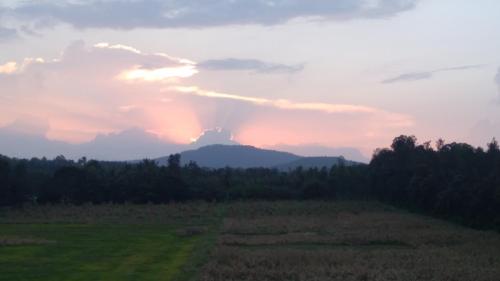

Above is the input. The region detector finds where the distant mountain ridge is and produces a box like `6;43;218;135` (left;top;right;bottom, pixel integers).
0;127;183;161
156;144;361;169
156;144;299;168
0;126;367;165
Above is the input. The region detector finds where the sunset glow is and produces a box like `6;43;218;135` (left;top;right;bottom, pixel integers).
1;3;500;279
1;0;499;161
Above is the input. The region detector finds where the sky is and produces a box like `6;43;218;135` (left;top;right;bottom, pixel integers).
1;0;500;159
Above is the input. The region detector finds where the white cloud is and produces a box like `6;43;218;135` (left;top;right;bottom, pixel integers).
119;64;198;82
0;61;17;74
94;42;142;54
190;127;237;147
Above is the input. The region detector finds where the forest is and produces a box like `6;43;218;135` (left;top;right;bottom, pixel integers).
1;135;499;230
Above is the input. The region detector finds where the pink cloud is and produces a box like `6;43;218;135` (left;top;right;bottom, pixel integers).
0;41;200;143
0;41;414;153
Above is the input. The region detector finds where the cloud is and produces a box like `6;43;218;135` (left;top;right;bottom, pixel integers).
0;125;184;160
190;127;237;147
1;116;50;136
0;26;17;41
0;7;17;40
6;0;419;30
166;85;414;151
0;41;413;155
0;61;18;74
171;86;403;116
199;58;304;74
382;72;432;84
0;41;200;143
19;25;43;37
232;104;411;154
382;64;483;84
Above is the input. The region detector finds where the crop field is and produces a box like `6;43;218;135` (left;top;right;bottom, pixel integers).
1;201;500;281
199;201;500;281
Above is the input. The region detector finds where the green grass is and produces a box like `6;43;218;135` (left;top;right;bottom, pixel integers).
0;224;204;281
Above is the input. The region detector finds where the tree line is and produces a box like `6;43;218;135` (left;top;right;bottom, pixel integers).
0;154;369;206
1;135;499;230
370;135;500;230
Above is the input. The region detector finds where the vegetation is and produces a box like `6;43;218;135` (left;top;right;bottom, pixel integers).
200;201;500;281
1;135;500;230
0;154;369;204
2;201;499;281
1;224;198;281
0;204;222;281
370;135;500;230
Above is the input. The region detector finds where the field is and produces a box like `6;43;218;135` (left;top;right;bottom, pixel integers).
1;202;500;281
0;204;221;281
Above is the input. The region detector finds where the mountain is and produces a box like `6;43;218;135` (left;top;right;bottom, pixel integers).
157;144;300;168
0;126;240;161
0;124;366;166
156;144;361;169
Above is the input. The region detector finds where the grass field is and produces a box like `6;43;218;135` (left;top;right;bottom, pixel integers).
0;204;221;281
1;201;500;280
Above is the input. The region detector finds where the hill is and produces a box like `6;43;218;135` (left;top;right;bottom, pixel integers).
156;144;360;169
0;125;368;163
157;144;300;168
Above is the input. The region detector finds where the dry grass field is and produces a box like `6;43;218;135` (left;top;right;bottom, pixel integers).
1;201;500;280
200;201;500;281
